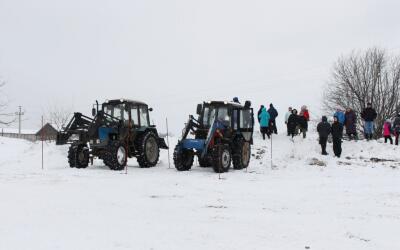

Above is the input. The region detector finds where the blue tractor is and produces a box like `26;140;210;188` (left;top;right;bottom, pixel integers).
56;99;168;170
174;101;254;173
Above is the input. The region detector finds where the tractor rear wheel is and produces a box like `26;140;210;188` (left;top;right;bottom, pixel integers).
233;139;251;170
212;144;231;173
68;144;89;169
174;144;194;171
137;132;160;168
104;141;127;171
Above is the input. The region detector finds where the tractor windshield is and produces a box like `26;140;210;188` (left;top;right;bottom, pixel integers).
103;104;127;121
202;106;230;127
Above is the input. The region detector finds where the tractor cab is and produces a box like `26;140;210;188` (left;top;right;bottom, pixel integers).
195;101;254;142
100;99;152;128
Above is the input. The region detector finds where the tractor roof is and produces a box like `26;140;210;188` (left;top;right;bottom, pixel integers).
204;101;244;108
104;99;148;106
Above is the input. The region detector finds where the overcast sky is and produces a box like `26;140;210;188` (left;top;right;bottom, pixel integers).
1;0;399;133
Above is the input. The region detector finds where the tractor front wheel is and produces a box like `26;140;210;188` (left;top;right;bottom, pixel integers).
212;144;231;173
174;144;194;171
137;132;160;168
68;144;89;169
104;141;127;171
199;157;210;168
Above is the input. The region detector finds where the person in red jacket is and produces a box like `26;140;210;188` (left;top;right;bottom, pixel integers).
302;105;310;121
299;105;310;138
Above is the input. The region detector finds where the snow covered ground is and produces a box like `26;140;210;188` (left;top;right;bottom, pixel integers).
1;133;400;250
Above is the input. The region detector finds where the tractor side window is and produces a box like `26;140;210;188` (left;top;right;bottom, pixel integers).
139;106;149;127
240;109;252;129
233;109;239;129
202;107;209;125
131;107;139;126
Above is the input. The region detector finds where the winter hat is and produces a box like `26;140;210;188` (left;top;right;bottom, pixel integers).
292;109;298;114
233;97;239;103
270;103;274;108
322;116;328;122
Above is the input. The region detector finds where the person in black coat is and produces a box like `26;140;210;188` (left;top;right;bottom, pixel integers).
344;108;358;140
317;116;331;155
361;103;377;140
257;105;264;123
393;113;400;146
268;103;279;134
297;112;308;139
287;109;299;138
331;116;344;158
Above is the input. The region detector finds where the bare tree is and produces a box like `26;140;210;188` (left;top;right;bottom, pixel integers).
0;80;15;125
45;104;73;130
324;47;400;138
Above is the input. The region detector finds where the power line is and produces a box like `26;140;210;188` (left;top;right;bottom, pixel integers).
15;106;25;135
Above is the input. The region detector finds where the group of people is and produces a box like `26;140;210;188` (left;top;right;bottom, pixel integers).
257;104;278;140
316;102;400;158
257;104;310;140
383;113;400;145
285;106;310;139
255;100;400;158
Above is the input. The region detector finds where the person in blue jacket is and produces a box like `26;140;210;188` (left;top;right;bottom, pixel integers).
334;108;345;125
258;106;270;140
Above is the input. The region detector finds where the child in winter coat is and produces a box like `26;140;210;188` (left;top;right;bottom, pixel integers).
258;106;270;140
383;120;393;144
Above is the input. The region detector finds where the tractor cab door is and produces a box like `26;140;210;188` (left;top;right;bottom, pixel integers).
138;105;150;128
239;108;254;142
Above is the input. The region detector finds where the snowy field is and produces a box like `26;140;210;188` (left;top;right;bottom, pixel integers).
1;133;400;250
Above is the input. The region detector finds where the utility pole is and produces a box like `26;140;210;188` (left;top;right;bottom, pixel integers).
15;106;25;135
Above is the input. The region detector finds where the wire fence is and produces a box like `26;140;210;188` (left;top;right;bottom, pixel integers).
0;132;56;142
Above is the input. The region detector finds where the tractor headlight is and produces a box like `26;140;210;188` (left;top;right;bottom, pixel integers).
90;140;94;144
96;139;100;144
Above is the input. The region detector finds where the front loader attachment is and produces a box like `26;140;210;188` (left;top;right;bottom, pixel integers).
56;112;94;145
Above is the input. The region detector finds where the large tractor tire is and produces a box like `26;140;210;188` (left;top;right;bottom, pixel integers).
212;144;231;173
174;144;194;171
137;132;160;168
232;138;251;170
68;144;89;169
104;141;127;171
